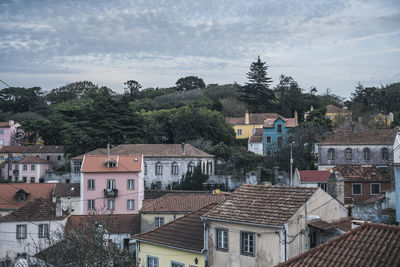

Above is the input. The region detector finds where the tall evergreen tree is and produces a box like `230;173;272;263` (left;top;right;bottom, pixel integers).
240;56;275;112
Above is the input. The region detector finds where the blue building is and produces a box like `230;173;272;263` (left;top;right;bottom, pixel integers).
263;115;298;156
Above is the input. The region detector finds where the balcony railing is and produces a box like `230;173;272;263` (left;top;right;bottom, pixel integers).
104;188;118;197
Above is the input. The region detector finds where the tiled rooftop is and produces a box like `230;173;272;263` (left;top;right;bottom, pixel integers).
140;193;228;213
81;155;142;172
0;197;67;222
135;203;217;252
202;184;318;227
332;165;390;182
0;183;55;210
318;128;397;145
326;104;350;113
53;183;80;197
299;170;331;183
263;117;298;128
226;113;280;125
308;217;354;232
276;223;400;267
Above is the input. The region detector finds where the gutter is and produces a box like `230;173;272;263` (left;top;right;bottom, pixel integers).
200;216;283;229
133;239;202;255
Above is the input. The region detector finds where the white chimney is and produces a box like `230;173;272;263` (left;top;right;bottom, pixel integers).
56;197;62;217
181;143;185;156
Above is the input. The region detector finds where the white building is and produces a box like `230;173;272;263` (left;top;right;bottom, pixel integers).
248;128;263;155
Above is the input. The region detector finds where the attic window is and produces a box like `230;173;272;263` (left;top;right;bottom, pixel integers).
106;161;117;168
17;191;27;202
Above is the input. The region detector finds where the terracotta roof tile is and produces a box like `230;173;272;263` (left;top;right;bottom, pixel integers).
81;155;142;172
263;117;298;128
0;122;11;127
309;217;354;232
202;184;318;227
332;165;389;182
249;135;263;143
276;223;400;267
53;183;80;197
140;193;228;213
135;203;217;252
326;105;350;113
0;145;64;153
299;170;331;183
0;183;55;210
318;129;397;145
0;197;67;222
226;113;281;125
66;214;141;234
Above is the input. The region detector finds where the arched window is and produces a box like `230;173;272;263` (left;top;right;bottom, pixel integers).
155;162;162;175
144;162;147;175
381;148;389;160
328;149;335;160
363;148;371;160
188;162;195;173
171;162;178;175
345;148;352;160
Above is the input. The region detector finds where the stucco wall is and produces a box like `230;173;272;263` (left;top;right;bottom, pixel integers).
0;218;67;259
1;162;51;182
137;242;204;267
233;124;262;139
344;181;391;203
248;142;263;155
140;213;186;233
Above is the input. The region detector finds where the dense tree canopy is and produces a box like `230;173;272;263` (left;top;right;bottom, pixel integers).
175;76;206;92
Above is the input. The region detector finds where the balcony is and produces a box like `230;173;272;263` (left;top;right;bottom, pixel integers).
104;188;118;198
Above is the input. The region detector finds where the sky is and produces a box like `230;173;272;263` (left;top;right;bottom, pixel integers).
0;0;399;99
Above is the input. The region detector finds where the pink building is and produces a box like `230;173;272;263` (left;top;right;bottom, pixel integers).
80;155;144;215
0;120;20;148
0;156;51;182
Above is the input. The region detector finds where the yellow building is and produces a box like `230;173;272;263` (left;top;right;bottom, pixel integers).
325;105;351;125
226;111;281;139
367;112;393;128
135;204;216;267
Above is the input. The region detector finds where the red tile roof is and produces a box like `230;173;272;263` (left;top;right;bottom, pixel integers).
0;197;67;222
299;170;331;183
0;183;55;210
81;155;142;172
332;165;390;182
318;129;397;145
226;113;280;125
276;223;400;267
0;145;64;153
53;183;80;197
140;193;228;213
249;135;263;143
308;217;354;232
66;214;141;234
263;117;298;128
326;105;350;113
135;203;217;252
202;184;318;227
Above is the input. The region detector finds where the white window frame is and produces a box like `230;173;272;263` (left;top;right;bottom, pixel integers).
171;162;179;175
328;149;335;160
38;224;49;238
171;261;184;267
23;164;27;171
216;228;228;251
31;164;35;171
352;183;362;195
155;217;164;227
237;129;242;136
107;199;115;211
88;179;95;190
88;199;95;211
107;179;115;190
16;225;27;239
363;148;371;160
345;148;352;160
240;231;255;257
127;199;135;210
370;183;381;195
127;179;135;190
147;256;159;267
188;162;195;173
155;162;162;175
144;162;147;175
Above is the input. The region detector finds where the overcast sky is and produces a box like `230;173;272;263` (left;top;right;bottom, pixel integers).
0;0;399;98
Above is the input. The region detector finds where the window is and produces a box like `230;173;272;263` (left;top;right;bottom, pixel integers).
30;177;35;183
127;179;135;190
23;165;27;171
106;161;117;168
267;150;272;156
46;155;50;161
88;199;95;210
127;199;135;210
171;162;179;175
266;136;271;143
0;139;3;146
88;179;95;190
155;162;162;175
381;148;389;160
107;199;115;211
216;228;228;251
328;149;335;160
345;148;352;160
57;155;62;161
156;181;162;189
144;162;147;175
15;164;18;170
0;130;3;134
188;162;195;173
31;164;35;171
241;231;255;256
38;224;49;238
371;183;381;195
107;179;115;190
277;137;282;148
147;256;158;267
318;183;327;192
171;262;184;267
16;225;27;239
18;192;27;201
22;177;27;183
155;217;164;227
277;124;282;133
208;161;213;175
237;129;242;136
352;183;362;195
0;155;3;160
363;148;371;160
73;161;82;172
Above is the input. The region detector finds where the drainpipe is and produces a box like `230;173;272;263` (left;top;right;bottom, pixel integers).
202;220;209;267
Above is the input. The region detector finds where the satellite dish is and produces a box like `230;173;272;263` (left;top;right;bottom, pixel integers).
62;206;68;211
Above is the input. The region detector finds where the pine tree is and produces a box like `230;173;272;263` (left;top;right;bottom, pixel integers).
240;56;275;112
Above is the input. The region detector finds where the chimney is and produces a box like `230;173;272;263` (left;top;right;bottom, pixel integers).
56;197;62;217
327;171;344;204
106;143;110;157
294;110;298;125
181;143;185;156
245;111;249;125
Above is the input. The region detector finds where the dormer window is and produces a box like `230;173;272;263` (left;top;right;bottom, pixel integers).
277;124;282;133
107;162;116;168
16;190;28;202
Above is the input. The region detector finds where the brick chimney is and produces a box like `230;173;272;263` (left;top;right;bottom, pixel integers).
245;111;249;125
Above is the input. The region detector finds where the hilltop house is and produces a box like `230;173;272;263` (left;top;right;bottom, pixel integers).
0;120;20;149
0;156;51;183
201;184;348;267
293;169;331;191
248;128;263;155
72;144;215;189
325;105;352;125
263;115;298;156
80;155;144;215
318;128;397;170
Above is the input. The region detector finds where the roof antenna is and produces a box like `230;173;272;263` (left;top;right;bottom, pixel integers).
107;143;110;157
